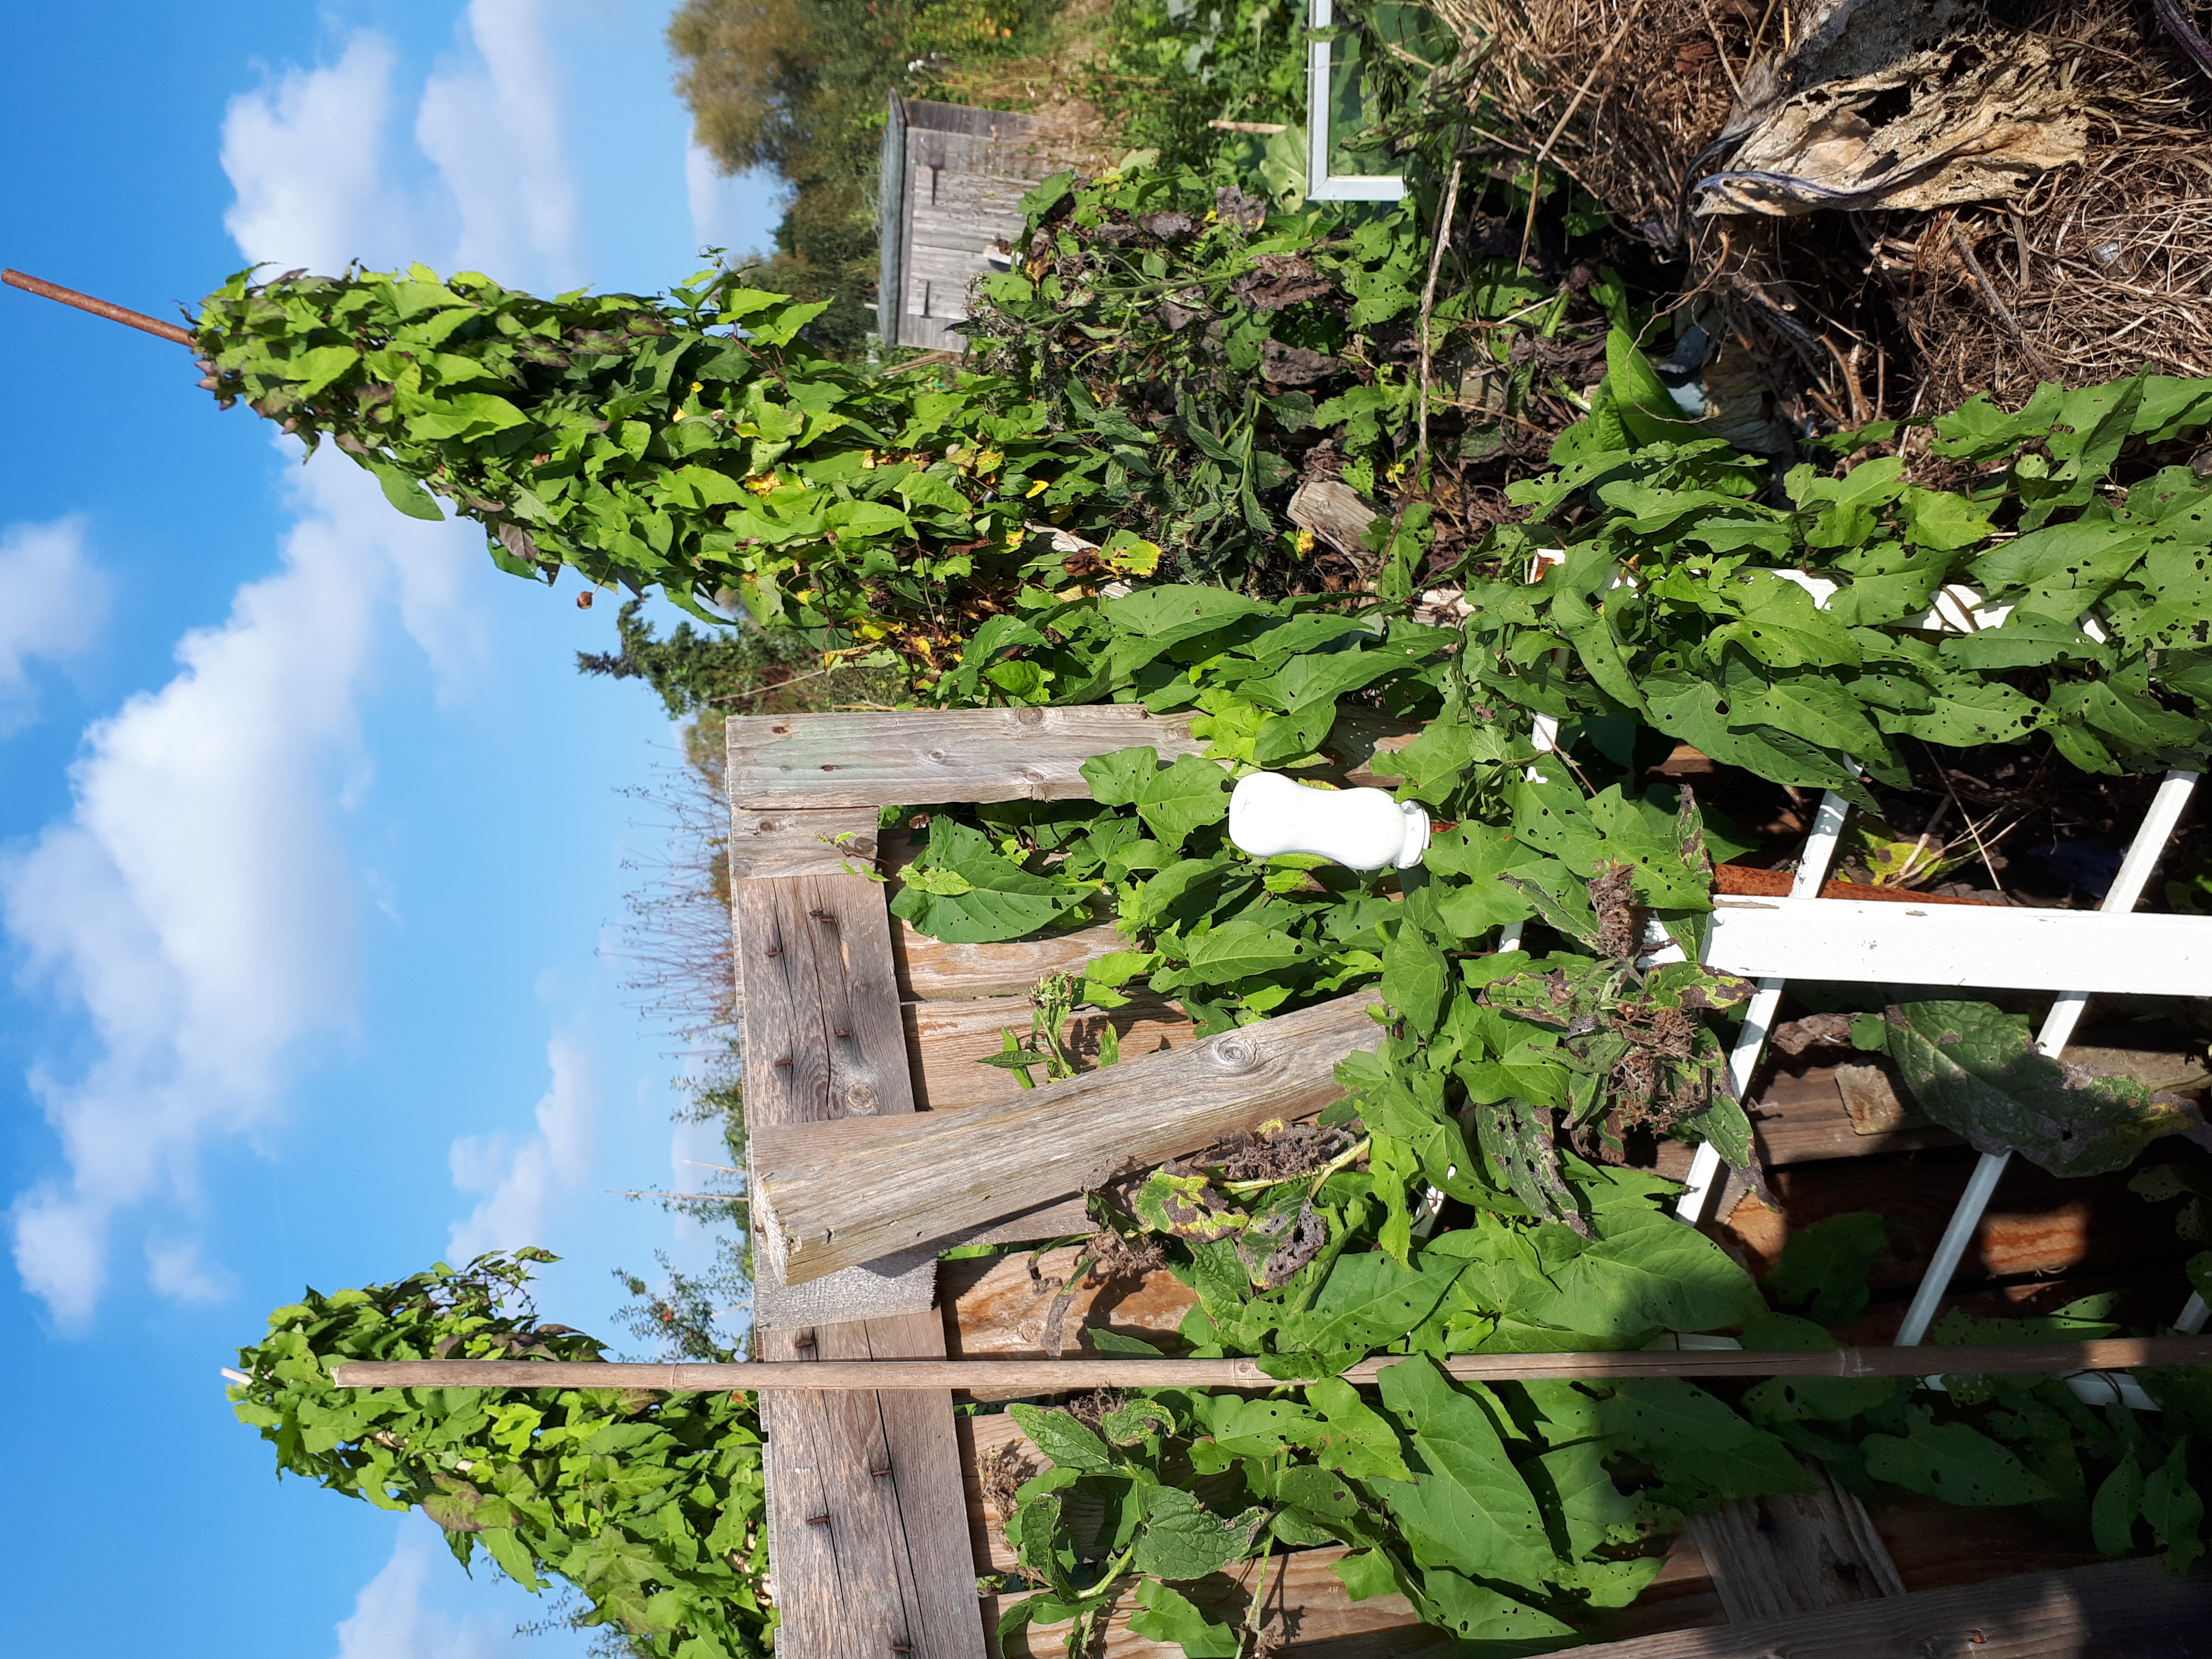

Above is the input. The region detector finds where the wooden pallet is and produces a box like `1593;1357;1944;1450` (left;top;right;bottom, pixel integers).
726;709;2212;1658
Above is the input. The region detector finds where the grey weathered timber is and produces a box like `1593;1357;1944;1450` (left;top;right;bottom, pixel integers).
1289;478;1383;558
759;1311;980;1659
734;873;984;1659
904;991;1196;1109
334;1334;2212;1392
739;873;936;1329
726;705;1203;808
1562;1555;2212;1658
880;97;1072;352
752;994;1382;1285
1688;1465;1904;1623
736;873;914;1125
894;919;1133;999
727;805;881;880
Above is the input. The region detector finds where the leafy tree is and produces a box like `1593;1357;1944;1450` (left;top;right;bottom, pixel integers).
577;598;817;720
229;1250;771;1658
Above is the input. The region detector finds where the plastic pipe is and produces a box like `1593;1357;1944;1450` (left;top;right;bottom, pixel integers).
1227;772;1430;871
1895;769;2201;1348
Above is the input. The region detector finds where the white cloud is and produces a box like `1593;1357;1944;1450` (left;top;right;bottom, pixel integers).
145;1236;235;1304
448;1034;597;1261
0;517;108;731
685;145;782;264
333;1520;521;1659
417;0;584;289
2;453;475;1326
222;33;411;273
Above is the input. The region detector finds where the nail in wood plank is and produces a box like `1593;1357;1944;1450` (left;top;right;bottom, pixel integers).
728;805;882;880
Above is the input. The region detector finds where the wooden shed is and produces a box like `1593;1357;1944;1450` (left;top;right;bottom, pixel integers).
877;96;1055;352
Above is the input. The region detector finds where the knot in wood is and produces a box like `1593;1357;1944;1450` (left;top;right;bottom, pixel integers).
843;1082;880;1114
1015;706;1044;726
1204;1032;1264;1074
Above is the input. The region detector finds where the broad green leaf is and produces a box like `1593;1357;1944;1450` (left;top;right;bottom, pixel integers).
1293;1252;1468;1355
1130;1484;1259;1581
1374;1356;1555;1581
1525;1214;1766;1335
1863;1423;2053;1506
2143;1437;2204;1571
1305;1376;1414;1482
2092;1452;2143;1556
1414;1569;1575;1644
1867;1000;2211;1177
1761;1212;1886;1327
1536;1435;1640;1556
1133;753;1232;847
1596;1379;1814;1503
1128;1579;1242;1657
1006;1404;1118;1475
1334;1546;1402;1601
1380;921;1448;1034
368;458;445;521
1183;919;1315;981
478;1526;545;1590
406;391;529;442
1871;676;2042;748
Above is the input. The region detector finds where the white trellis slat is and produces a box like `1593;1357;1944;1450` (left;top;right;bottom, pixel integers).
1892;768;2205;1348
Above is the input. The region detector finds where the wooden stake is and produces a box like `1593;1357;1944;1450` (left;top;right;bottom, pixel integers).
2;269;194;345
330;1334;2212;1393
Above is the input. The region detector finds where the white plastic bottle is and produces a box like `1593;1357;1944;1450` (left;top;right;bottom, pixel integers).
1227;771;1430;872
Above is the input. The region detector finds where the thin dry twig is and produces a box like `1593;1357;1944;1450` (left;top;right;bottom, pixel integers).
1417;156;1466;483
1948;220;2059;380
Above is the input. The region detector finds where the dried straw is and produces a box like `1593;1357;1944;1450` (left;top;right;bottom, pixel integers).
1898;145;2212;410
1428;0;1762;235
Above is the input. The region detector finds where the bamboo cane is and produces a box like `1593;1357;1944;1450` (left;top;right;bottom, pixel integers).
326;1335;2212;1393
3;268;194;345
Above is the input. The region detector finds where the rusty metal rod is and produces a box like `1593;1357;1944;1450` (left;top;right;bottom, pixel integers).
326;1335;2212;1393
3;268;194;345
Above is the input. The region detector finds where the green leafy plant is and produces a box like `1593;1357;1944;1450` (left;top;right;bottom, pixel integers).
1851;1000;2212;1177
229;1251;770;1658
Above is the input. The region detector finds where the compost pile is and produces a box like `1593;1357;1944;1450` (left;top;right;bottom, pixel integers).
1419;0;2212;425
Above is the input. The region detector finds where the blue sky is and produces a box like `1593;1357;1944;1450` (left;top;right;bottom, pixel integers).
1;3;781;1652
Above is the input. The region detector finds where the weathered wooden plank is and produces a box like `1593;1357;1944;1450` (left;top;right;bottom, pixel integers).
1651;1065;1960;1175
736;872;984;1659
962;1196;1094;1245
736;873;914;1124
727;805;881;880
944;1242;1197;1364
906;993;1196;1109
1561;1555;2212;1658
760;1311;981;1659
752;995;1382;1285
1687;1466;1904;1623
726;706;1202;807
893;919;1131;999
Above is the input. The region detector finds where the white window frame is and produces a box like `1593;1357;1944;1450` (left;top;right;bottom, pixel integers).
1306;0;1406;202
